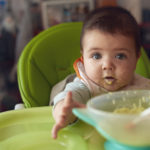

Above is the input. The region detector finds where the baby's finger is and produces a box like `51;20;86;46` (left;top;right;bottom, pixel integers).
51;124;60;139
51;114;67;139
51;123;64;139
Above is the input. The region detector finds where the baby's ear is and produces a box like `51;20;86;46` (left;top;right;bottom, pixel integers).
80;49;83;55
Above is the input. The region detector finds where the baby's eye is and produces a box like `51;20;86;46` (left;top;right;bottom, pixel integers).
92;53;102;59
115;53;127;60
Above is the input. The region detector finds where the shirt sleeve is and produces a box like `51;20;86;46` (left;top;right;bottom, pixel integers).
53;77;91;106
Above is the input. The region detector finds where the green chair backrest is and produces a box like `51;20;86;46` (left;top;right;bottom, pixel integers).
136;48;150;78
17;22;82;107
17;22;150;108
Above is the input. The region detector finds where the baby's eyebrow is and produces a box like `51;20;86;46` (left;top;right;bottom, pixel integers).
88;47;103;52
114;48;131;52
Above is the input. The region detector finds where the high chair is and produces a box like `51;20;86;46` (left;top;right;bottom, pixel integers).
17;22;150;108
1;22;149;150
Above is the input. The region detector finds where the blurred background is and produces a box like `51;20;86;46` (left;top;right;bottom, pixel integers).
0;0;150;112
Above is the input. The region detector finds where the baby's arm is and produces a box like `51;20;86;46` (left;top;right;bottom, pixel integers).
52;91;85;139
51;78;91;139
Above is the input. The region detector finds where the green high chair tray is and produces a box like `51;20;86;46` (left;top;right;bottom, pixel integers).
0;107;105;150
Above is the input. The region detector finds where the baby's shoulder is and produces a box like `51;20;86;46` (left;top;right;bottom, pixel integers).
133;74;150;89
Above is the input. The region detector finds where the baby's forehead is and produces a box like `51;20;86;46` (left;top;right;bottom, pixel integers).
83;29;135;43
83;29;136;47
82;30;137;54
84;28;133;37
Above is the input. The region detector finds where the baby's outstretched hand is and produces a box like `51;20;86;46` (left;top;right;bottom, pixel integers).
51;91;85;139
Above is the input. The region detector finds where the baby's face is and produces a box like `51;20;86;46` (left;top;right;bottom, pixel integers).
82;29;138;91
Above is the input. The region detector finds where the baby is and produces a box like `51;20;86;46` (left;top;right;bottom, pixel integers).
51;6;150;139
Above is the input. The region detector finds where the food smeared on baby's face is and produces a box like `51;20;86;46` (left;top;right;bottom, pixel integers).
104;77;114;85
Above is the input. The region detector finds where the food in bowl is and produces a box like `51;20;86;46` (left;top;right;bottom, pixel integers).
113;106;145;114
113;98;146;114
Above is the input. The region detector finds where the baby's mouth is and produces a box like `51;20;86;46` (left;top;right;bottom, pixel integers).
104;76;116;85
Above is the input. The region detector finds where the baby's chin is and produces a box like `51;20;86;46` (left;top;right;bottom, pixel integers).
103;86;120;91
100;82;127;92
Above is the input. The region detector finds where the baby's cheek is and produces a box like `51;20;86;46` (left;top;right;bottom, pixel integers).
86;66;97;76
88;73;98;81
87;72;100;84
119;71;134;84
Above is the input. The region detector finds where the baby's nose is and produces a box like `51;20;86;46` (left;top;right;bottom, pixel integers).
102;59;114;70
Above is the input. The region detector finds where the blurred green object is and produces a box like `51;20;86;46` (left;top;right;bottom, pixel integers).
135;48;150;78
17;22;82;108
17;22;150;108
0;106;105;150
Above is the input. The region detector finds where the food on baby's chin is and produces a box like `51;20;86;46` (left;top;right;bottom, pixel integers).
104;79;113;85
113;106;145;114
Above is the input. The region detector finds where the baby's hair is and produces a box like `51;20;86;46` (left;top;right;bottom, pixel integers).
80;6;141;56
